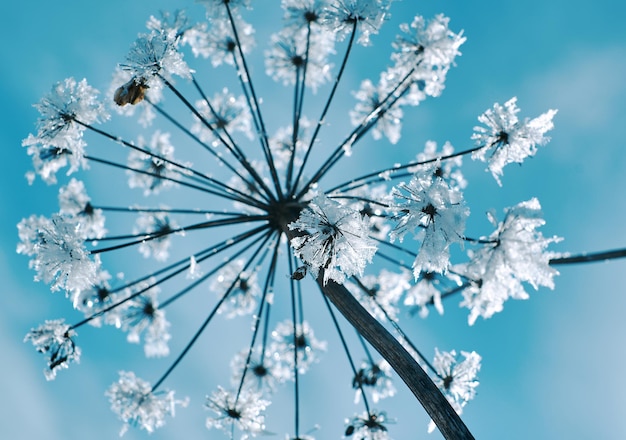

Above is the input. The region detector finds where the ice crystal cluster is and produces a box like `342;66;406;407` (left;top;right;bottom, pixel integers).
20;1;561;438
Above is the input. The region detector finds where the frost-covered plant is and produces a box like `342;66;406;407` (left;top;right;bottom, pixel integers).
19;2;626;439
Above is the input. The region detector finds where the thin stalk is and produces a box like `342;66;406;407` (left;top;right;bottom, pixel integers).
145;98;264;201
292;21;358;197
85;155;267;209
286;22;312;194
225;3;283;200
235;238;280;401
160;75;276;201
549;248;626;265
319;288;372;415
79;118;256;201
152;231;274;392
71;225;270;329
287;244;301;438
296;63;419;199
328;145;485;194
90;214;267;255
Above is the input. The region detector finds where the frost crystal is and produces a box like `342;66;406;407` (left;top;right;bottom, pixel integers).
230;348;280;394
472;97;557;184
352;359;396;404
114;284;171;358
326;0;392;46
428;349;481;433
211;259;261;318
127;131;182;195
24;319;81;380
133;211;178;261
344;410;391;440
17;214;99;293
289;194;377;285
346;269;409;321
265;26;334;92
391;172;468;277
185;17;255;66
192;88;253;143
392;14;465;74
350;77;404;144
205;386;270;438
121;31;191;83
22;77;107;183
459;198;561;324
107;371;188;436
58;178;107;239
269;320;327;380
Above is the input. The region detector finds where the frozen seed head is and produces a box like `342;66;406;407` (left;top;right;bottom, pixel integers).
107;371;188;436
24;319;81;380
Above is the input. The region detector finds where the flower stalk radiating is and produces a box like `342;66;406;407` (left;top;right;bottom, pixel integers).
20;1;625;439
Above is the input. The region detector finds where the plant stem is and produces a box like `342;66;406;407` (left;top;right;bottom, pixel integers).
317;276;474;440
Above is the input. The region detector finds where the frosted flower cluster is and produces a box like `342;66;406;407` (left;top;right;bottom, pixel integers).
289;194;378;285
19;2;567;438
390;171;469;277
472;97;557;184
107;371;188;436
24;319;81;380
428;349;481;433
23;78;108;184
205;386;270;438
459;198;562;325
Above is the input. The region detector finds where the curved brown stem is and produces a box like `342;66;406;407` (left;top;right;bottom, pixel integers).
316;274;475;440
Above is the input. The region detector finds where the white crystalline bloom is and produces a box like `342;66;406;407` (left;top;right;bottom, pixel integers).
345;411;392;440
269;117;311;170
71;268;115;326
412;140;467;191
350;77;404;144
393;14;465;72
353;359;396;404
459;197;562;325
192;88;253;143
269;320;327;380
472;97;557;184
127;131;181;195
289;194;378;285
229;348;280;394
17;214;99;293
427;348;480;433
24;319;81;380
281;0;329;27
184;18;256;66
107;371;188;436
338;183;393;241
391;172;468;277
345;269;410;321
390;14;465;105
58;178;107;239
134;211;178;261
404;271;458;318
205;386;270;437
265;26;334;92
22;77;108;184
114;285;171;358
211;259;260;318
325;0;392;46
121;31;192;83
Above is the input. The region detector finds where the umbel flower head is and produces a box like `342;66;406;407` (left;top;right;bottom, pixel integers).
20;2;564;439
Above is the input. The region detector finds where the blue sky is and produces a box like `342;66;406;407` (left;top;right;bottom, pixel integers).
1;1;626;439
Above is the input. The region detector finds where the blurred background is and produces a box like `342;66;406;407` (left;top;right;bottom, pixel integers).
1;0;625;438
